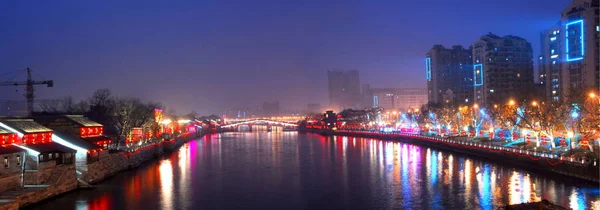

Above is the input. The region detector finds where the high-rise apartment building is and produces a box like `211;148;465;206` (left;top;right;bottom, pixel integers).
539;0;599;102
472;33;535;105
539;25;563;102
327;70;361;111
560;0;599;97
425;45;473;105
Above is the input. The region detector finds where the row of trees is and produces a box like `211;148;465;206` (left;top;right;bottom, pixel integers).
420;91;599;149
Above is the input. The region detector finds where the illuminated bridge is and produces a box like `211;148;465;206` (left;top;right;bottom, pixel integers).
220;118;298;132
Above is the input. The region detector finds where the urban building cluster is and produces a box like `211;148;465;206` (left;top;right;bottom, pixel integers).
427;0;599;106
327;70;427;112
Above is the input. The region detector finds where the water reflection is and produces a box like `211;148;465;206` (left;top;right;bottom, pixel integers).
29;132;600;210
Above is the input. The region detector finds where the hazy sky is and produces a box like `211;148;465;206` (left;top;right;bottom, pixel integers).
0;0;568;115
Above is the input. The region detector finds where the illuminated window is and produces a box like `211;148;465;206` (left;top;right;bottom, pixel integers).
539;57;543;60
517;73;520;77
551;49;555;54
597;26;599;32
16;155;20;166
4;157;7;168
473;64;484;86
551;55;558;59
49;153;53;159
550;37;557;41
494;48;498;51
552;61;556;64
490;89;494;93
553;31;557;35
552;90;557;94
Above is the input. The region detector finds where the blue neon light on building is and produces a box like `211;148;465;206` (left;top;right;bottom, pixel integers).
425;57;432;81
473;64;483;86
565;20;584;62
373;96;378;107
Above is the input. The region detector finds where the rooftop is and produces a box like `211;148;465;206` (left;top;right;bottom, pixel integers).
0;119;52;134
64;115;103;127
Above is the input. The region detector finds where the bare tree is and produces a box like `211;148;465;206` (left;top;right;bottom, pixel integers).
74;100;90;113
89;89;112;107
39;100;60;113
61;96;76;113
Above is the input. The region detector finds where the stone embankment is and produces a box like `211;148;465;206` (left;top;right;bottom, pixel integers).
0;131;207;210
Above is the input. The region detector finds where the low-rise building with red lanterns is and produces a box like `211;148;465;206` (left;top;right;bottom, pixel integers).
0;127;25;192
0;118;76;186
34;115;112;166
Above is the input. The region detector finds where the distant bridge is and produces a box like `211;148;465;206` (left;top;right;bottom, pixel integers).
220;119;298;132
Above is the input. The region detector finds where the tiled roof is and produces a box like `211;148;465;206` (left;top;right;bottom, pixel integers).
65;115;103;127
0;119;52;133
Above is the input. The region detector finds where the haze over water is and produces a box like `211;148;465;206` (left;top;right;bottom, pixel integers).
30;131;600;210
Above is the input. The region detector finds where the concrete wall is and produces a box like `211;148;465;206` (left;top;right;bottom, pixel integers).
80;143;165;184
0;201;18;210
15;165;77;208
0;175;20;193
0;152;25;193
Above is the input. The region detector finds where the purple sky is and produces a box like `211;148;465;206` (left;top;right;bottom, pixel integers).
0;0;569;115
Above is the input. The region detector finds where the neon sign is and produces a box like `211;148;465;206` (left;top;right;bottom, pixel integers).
565;20;584;62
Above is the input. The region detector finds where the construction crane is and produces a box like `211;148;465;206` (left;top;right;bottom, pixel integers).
0;68;54;116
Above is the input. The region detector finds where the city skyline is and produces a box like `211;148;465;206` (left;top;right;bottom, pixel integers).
0;0;570;115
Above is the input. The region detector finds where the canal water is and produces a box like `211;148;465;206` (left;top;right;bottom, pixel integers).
29;132;600;210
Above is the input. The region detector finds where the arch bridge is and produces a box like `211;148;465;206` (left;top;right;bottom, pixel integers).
220;119;297;132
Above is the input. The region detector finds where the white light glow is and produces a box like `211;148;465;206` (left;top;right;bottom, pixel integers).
52;134;88;153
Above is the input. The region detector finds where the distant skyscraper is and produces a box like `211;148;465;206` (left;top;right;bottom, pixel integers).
472;33;535;105
327;70;361;110
425;45;473;105
538;0;599;102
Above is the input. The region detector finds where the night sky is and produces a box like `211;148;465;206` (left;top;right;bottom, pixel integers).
0;0;568;115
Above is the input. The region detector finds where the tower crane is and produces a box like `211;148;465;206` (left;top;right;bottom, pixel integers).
0;68;53;116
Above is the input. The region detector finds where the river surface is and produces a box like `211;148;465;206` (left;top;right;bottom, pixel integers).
29;132;600;210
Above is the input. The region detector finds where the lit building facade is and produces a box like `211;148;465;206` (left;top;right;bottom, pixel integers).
425;45;473;105
369;88;427;111
472;33;535;105
539;25;563;102
560;0;599;98
327;70;361;110
538;0;599;102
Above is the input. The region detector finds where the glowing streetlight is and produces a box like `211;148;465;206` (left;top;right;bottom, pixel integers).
415;108;420;112
531;101;538;106
567;131;574;139
392;111;397;115
473;104;479;109
589;92;596;98
493;104;498;109
508;100;515;106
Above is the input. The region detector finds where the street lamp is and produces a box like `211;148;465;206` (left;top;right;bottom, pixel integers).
531;101;538;107
589;92;596;98
508;100;515;106
473;104;479;109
